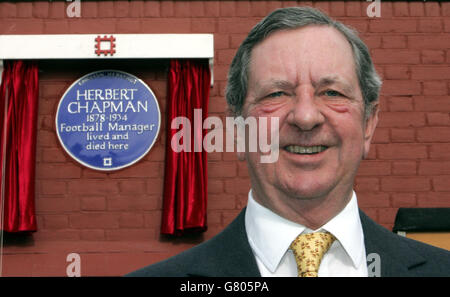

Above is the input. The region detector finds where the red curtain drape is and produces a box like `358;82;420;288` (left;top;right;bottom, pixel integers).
0;60;39;233
161;59;210;236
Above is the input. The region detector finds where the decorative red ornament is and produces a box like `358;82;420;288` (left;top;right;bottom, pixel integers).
95;35;116;56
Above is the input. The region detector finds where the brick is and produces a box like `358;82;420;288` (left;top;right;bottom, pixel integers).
40;180;67;195
408;35;450;49
372;49;420;64
372;128;390;143
418;19;442;33
430;144;450;159
377;208;398;225
357;192;390;208
0;19;44;34
81;197;107;211
384;66;410;80
81;1;98;18
116;19;141;33
329;1;345;16
424;2;440;16
377;144;427;160
70;213;119;229
382;36;407;49
141;18;191;33
146;178;163;195
80;230;105;241
218;18;257;33
381;80;421;96
44;20;70;34
417;127;450;142
119;213;144;228
388;96;413;111
204;1;220;17
33;1;49;18
369;20;416;33
114;1;129;17
49;3;65;18
393;2;409;16
346;1;361;17
44;215;69;229
97;1;115;18
224;179;251;194
417;192;450;206
143;1;160;17
381;177;430;192
219;1;236;17
354;177;379;192
412;67;450;80
208;162;236;178
314;1;330;15
129;1;144;17
409;2;424;16
392;193;417;207
68;180;119;195
378;112;425;128
427;112;450;126
37;163;82;179
206;179;222;194
36;198;80;212
421;50;445;64
361;35;381;49
419;161;450;175
42;148;67;163
423;81;447;96
342;20;367;33
119;180;146;194
207;194;236;210
391;128;415;143
191;19;217;33
414;96;450;112
443;3;450;16
433;176;450;191
392;161;417;175
107;195;159;211
235;1;251;17
110;162;163;178
68;19;116;34
357;161;391;176
105;229;156;241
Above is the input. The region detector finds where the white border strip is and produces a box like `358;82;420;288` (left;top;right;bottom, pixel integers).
0;34;214;60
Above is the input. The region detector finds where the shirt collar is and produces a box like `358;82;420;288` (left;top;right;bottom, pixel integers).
245;189;365;273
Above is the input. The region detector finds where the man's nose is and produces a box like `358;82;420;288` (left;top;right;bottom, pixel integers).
287;86;325;131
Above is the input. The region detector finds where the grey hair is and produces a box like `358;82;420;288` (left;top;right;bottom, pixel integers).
225;7;382;118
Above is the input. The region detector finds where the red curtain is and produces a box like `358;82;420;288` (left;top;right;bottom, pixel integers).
0;60;39;233
161;59;210;236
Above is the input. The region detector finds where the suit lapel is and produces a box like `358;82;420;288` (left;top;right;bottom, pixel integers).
359;210;426;276
187;209;261;277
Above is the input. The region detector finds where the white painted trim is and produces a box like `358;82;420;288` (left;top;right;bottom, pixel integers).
0;34;214;86
0;34;213;59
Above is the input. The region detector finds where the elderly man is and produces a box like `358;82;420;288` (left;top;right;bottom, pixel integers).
129;7;450;277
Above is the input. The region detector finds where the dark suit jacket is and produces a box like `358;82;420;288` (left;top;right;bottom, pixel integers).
127;209;450;277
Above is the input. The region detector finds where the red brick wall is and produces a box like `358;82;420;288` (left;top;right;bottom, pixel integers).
1;1;449;276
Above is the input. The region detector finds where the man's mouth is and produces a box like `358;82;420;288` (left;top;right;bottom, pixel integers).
284;145;328;155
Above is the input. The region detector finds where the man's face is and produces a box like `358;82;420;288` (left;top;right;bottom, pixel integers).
241;26;378;205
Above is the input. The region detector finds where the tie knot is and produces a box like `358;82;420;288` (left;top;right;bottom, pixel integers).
290;232;336;277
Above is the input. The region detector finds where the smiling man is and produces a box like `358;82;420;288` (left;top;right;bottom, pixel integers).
129;7;450;277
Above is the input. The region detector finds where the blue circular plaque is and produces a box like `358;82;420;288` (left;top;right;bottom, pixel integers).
56;70;161;171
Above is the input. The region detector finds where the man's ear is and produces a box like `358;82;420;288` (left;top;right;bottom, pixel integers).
363;102;379;159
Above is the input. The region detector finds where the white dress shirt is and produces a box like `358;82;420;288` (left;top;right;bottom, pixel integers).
245;190;368;277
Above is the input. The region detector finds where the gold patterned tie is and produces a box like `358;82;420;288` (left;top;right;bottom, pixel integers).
290;232;336;277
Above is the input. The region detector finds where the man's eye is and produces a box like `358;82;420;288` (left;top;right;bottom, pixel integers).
267;91;286;98
323;90;343;97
